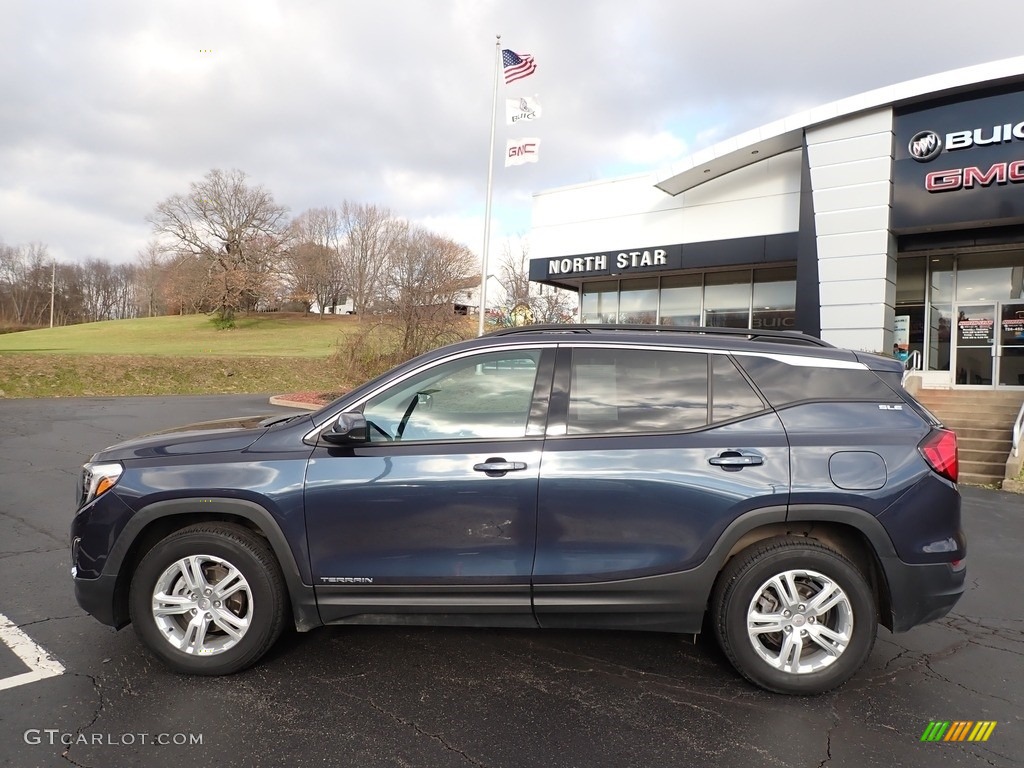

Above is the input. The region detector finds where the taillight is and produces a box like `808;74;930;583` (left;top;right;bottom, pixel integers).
919;429;958;483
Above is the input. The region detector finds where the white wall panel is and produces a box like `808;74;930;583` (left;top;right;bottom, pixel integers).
819;328;889;352
820;303;889;330
807;133;894;167
816;230;893;261
812;182;892;214
807;109;893;145
815;206;891;237
818;252;893;283
818;278;892;306
810;158;892;189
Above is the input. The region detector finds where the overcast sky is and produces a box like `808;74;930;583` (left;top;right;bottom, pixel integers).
3;0;1024;267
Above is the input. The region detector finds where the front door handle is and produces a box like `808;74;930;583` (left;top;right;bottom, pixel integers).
473;459;527;476
709;451;764;471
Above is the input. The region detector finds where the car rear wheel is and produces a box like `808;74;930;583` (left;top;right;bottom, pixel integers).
129;523;287;675
712;537;877;694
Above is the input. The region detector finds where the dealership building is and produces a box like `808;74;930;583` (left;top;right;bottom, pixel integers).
528;57;1024;389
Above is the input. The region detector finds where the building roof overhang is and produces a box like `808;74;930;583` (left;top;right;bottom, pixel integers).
653;56;1024;197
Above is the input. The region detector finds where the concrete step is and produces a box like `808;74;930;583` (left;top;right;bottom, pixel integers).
960;448;1012;464
958;436;1012;452
960;460;1008;486
930;406;1024;417
941;417;1012;431
960;472;1006;487
951;427;1013;440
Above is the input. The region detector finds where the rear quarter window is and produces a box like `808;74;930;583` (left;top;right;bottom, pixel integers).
735;355;902;407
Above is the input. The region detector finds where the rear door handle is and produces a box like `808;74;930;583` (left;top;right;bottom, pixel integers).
473;460;527;475
709;452;764;471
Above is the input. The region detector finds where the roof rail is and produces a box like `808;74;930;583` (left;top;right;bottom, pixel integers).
484;324;833;347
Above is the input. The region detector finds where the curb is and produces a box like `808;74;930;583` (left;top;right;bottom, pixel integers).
268;396;320;411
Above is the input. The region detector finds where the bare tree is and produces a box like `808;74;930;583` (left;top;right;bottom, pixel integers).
148;169;289;325
0;241;51;326
286;207;346;316
495;238;576;325
338;201;400;316
383;225;478;357
134;241;166;317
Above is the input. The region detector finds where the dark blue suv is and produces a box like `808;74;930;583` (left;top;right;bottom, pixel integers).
71;325;965;694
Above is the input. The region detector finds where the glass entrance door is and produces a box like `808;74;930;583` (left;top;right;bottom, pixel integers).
953;302;1024;387
954;304;995;386
999;301;1024;387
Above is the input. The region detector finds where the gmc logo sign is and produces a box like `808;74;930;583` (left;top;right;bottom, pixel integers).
925;160;1024;192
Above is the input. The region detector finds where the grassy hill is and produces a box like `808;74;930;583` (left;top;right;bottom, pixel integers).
0;313;364;398
0;312;356;357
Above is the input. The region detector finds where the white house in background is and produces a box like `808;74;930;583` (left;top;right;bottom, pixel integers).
309;297;355;315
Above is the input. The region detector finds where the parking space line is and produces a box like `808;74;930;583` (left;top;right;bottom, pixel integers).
0;612;65;692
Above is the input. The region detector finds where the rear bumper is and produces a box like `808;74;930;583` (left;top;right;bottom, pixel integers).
883;556;966;632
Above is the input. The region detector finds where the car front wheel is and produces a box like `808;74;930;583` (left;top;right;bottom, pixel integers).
712;537;877;694
129;523;287;675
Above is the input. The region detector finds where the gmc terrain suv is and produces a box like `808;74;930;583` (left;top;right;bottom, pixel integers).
71;325;965;694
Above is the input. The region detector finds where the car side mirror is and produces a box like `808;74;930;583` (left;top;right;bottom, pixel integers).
321;412;369;445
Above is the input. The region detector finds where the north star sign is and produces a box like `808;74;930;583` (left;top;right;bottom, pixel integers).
541;246;682;278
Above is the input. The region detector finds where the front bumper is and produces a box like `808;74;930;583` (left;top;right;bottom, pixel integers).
72;572;126;629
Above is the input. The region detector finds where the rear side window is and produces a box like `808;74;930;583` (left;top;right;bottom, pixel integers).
567;348;707;434
712;355;766;422
735;355;902;407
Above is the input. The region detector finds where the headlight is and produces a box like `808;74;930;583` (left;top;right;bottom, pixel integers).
80;462;123;507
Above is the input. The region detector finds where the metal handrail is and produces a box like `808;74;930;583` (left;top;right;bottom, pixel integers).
907;350;922;371
1013;400;1024;459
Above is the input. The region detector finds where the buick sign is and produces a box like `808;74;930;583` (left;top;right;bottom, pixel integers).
909;130;943;162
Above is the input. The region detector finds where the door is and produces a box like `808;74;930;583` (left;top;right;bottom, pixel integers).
954;302;1024;387
953;303;996;386
532;345;790;631
305;347;554;625
998;301;1024;387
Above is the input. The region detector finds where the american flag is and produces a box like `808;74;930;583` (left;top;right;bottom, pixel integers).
502;49;537;85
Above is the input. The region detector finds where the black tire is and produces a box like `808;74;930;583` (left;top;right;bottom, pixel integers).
711;536;876;695
129;523;287;675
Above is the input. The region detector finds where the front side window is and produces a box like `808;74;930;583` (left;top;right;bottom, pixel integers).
361;350;541;442
567;348;708;435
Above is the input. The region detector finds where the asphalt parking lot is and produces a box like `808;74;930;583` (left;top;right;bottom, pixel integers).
0;395;1020;768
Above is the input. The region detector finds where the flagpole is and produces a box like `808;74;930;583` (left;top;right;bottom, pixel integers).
478;34;501;337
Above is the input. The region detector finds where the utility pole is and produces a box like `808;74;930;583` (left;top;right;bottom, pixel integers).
49;260;55;328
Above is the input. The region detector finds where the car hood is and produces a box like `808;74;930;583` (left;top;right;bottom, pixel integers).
90;415;278;462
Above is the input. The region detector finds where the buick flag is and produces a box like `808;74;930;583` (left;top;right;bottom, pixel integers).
506;96;542;126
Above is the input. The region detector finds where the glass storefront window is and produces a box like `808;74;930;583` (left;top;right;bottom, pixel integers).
704;271;751;328
956;251;1024;302
659;274;701;326
751;267;796;332
928;256;954;371
896;257;926;364
580;280;619;323
618;278;659;324
896;256;926;303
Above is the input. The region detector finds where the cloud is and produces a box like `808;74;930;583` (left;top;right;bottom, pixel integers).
1;0;1023;265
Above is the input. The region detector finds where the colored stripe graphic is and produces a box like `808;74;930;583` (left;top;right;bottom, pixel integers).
921;721;949;741
945;721;971;741
921;721;996;742
968;722;997;742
